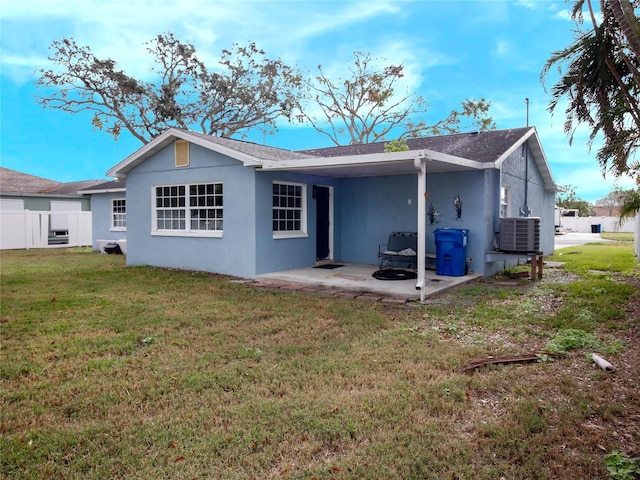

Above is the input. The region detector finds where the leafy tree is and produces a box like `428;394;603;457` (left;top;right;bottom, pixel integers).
384;138;409;152
541;0;640;178
298;51;495;146
556;185;593;216
37;34;303;144
616;178;640;220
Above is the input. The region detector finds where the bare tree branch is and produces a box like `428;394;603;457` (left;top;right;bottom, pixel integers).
37;34;303;144
297;52;494;146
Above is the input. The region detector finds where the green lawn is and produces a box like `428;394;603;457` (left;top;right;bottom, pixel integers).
600;232;635;242
1;247;639;479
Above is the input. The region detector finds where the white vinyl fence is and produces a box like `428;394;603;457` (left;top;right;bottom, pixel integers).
558;215;636;233
0;210;92;250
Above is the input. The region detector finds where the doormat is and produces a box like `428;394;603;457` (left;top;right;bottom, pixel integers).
313;264;345;269
372;269;417;281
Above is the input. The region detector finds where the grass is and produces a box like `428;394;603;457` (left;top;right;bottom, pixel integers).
1;246;639;479
601;232;634;242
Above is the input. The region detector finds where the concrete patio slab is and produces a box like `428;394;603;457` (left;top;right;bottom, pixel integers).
254;263;482;302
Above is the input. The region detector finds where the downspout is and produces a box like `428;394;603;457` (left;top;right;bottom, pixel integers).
522;99;530;217
519;143;532;217
414;153;427;302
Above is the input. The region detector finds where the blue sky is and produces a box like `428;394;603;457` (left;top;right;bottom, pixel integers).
1;0;636;203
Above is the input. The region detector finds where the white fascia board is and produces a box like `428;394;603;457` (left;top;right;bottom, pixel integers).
424;150;489;170
106;129;176;178
494;127;558;191
261;149;484;171
494;127;535;167
78;187;126;195
106;128;263;178
529;132;558;191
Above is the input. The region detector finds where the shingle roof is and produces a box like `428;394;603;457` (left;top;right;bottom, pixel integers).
107;126;555;191
0;167;62;193
46;179;107;194
79;179;127;193
0;167;104;195
186;130;314;162
297;127;532;163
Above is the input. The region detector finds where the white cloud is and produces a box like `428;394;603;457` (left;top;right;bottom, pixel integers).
517;0;538;10
1;0;407;83
293;1;400;40
553;9;573;21
494;39;511;57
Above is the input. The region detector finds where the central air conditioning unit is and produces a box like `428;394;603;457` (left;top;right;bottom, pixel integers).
499;217;540;252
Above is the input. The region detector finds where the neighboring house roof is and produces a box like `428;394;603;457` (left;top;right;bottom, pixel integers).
0;167;62;193
78;179;127;194
0;167;104;195
107;126;558;191
47;179;106;194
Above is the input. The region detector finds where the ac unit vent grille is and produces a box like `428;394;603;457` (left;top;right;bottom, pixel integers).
499;217;540;252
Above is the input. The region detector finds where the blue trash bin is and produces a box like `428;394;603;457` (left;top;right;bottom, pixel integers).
434;229;469;276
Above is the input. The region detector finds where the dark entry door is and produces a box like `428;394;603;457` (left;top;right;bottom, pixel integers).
315;186;330;261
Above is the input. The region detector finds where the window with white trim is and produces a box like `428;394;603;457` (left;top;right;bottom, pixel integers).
153;183;223;235
111;198;126;230
272;182;307;237
500;187;510;218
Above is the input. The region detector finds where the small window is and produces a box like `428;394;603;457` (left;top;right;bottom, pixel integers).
175;140;189;167
500;187;510;218
153;183;222;237
111;198;126;231
272;181;307;238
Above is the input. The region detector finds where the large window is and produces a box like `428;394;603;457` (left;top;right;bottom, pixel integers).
153;183;223;236
272;181;307;238
111;198;126;230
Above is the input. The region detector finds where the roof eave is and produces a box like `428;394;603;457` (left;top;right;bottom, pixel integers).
495;127;558;192
261;148;487;174
78;187;126;195
106;128;263;178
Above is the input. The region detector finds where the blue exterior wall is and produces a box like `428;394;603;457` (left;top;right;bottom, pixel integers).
125;142;258;278
254;171;342;275
120;137;554;279
90;191;127;249
339;170;490;274
484;142;556;276
424;170;488;275
340;174;419;264
501;143;555;253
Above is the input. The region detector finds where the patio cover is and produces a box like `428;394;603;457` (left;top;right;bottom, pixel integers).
259;149;486;302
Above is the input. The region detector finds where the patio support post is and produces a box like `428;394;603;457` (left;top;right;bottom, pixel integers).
414;154;427;302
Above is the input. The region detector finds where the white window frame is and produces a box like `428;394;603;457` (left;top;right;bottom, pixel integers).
111;198;127;231
151;182;223;238
500;186;510;218
272;181;308;239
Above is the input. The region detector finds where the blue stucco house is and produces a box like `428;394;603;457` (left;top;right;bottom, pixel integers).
79;179;127;253
94;126;558;290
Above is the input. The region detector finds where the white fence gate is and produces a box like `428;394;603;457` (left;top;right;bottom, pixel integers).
0;210;92;250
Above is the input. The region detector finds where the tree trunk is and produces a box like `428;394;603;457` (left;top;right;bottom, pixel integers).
609;0;640;62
